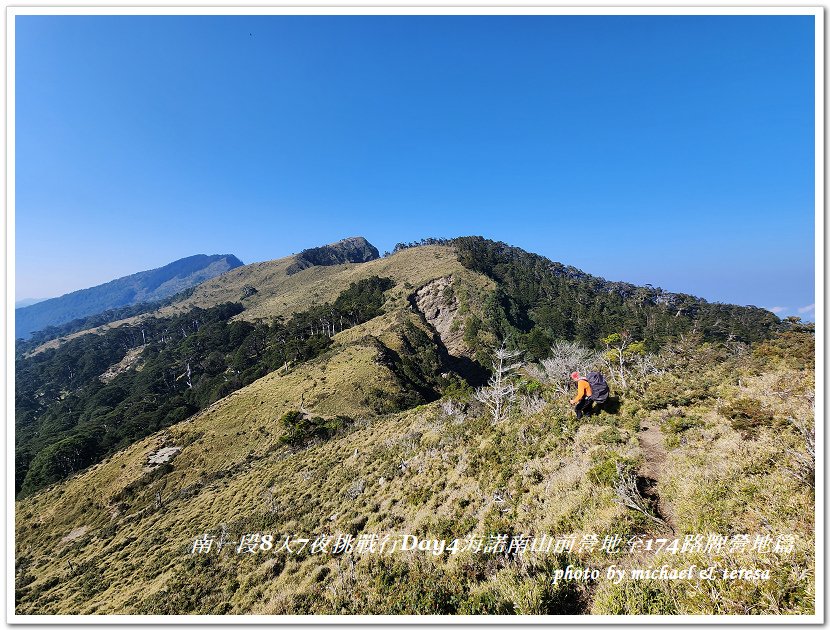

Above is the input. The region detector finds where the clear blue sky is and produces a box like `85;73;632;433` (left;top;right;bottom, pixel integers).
15;15;816;320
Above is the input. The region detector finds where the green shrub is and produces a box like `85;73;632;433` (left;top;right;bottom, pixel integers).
659;411;704;445
660;411;702;434
364;388;423;414
442;377;474;402
588;453;637;487
359;556;465;614
718;398;775;436
278;411;352;446
518;379;543;395
597;426;624;445
458;588;514;614
752;330;815;371
640;374;715;410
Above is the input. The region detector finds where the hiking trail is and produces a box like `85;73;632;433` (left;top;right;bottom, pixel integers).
637;418;676;533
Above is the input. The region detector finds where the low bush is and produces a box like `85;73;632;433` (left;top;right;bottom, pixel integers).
592;579;678;614
597;426;625;445
639;374;715;410
278;411;352;447
718;398;775;436
587;453;637;487
659;411;703;447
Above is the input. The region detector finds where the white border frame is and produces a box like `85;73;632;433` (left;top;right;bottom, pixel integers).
4;5;824;626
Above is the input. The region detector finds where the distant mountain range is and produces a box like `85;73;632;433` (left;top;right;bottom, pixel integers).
15;298;49;309
15;254;244;339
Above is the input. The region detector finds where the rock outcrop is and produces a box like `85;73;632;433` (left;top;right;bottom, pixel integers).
413;276;467;357
286;237;380;275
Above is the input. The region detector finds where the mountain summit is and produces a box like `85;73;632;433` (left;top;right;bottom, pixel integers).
287;236;380;274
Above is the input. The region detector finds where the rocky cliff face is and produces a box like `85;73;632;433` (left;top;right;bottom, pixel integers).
286;237;380;274
413;276;467;357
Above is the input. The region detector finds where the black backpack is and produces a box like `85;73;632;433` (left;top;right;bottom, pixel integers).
585;372;609;403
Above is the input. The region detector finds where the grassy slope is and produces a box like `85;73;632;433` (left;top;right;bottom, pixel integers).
590;345;815;614
14;365;627;613
15;331;814;614
15;323;411;613
15;249;495;613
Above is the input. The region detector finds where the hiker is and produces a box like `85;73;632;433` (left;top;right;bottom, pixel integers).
570;370;609;419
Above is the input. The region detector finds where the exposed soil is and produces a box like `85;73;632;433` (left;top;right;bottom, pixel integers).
637;418;676;532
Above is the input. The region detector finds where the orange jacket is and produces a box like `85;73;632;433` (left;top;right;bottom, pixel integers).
571;379;592;405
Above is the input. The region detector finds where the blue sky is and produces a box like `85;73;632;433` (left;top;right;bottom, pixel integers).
15;15;816;319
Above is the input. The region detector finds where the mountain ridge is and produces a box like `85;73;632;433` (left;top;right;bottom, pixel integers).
22;235;780;357
15;297;49;309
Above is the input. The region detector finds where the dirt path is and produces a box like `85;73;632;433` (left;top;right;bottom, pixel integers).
637;418;676;532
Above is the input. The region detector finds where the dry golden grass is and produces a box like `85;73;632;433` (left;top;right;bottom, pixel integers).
15;342;630;614
589;357;815;615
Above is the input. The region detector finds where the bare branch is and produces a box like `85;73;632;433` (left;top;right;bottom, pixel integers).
784;415;815;488
535;340;602;397
613;462;672;531
475;341;523;423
